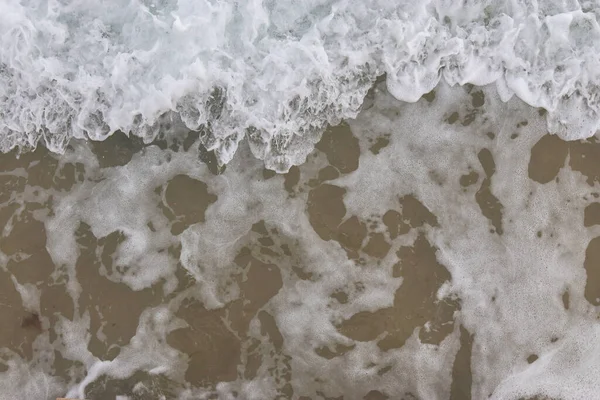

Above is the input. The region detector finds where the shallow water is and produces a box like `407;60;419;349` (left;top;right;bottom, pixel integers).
1;82;600;399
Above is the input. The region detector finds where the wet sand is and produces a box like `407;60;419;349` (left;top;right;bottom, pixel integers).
1;83;599;400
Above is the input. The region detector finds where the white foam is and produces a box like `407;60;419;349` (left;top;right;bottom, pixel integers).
4;0;600;170
10;276;40;313
45;145;190;296
342;81;600;399
0;361;64;400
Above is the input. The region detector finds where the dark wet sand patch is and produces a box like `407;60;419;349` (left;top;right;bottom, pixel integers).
75;222;163;360
528;134;569;184
450;325;473;400
460;170;479;188
475;149;504;234
369;135;391;155
307;184;347;241
162;174;217;234
338;234;458;350
167;247;282;387
584;203;600;227
584;236;600;306
315;122;360;174
529;133;600;186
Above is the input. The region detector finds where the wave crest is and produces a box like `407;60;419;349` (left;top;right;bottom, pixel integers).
2;0;600;170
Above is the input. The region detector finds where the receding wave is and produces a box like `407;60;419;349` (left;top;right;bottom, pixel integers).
2;0;600;170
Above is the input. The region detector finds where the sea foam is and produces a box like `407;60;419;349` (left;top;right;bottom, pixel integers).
2;0;600;171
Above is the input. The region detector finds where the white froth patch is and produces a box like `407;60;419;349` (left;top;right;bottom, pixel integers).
0;363;64;400
342;82;600;399
45;146;200;296
4;0;600;169
491;322;600;399
10;277;40;313
65;306;185;399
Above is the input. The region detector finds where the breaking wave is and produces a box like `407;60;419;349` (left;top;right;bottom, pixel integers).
3;0;600;170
